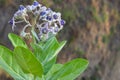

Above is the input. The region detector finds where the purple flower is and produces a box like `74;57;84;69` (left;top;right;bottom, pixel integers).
9;19;14;25
53;14;58;19
9;1;66;40
19;5;25;11
60;20;65;25
26;5;32;12
33;1;39;6
54;27;59;32
46;8;51;11
39;23;49;34
40;11;46;16
46;16;52;20
41;27;48;34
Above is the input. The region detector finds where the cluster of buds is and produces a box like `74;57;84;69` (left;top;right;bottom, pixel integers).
9;0;65;41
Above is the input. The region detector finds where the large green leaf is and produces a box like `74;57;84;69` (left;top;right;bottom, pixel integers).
42;37;59;49
35;75;46;80
31;37;66;74
42;37;59;60
31;43;57;74
31;43;44;62
0;45;28;80
14;47;43;77
43;56;57;74
31;43;58;74
31;37;59;63
8;33;28;48
49;58;89;80
44;41;66;62
45;64;63;80
43;38;66;64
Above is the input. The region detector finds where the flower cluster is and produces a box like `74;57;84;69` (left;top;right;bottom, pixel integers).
9;0;65;41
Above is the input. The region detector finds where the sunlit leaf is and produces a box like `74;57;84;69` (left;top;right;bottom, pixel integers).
0;45;28;80
43;56;57;74
31;43;44;62
8;33;28;48
46;64;63;79
43;37;66;64
31;37;66;74
49;58;89;80
14;47;43;77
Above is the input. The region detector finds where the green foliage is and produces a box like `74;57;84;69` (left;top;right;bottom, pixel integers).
0;33;89;80
0;46;26;80
46;59;88;80
14;47;43;77
8;33;28;48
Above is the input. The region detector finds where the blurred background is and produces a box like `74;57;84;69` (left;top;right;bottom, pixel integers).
0;0;120;80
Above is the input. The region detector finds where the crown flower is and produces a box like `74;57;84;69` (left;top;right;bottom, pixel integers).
2;1;89;80
9;0;66;41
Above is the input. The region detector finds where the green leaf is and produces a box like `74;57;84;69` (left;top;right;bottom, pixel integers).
43;56;57;74
49;58;89;80
31;37;66;74
46;64;63;79
30;43;43;62
43;38;66;64
14;47;43;77
31;37;59;63
47;41;66;61
0;45;28;80
31;43;57;74
8;33;28;48
35;75;46;80
43;37;59;49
